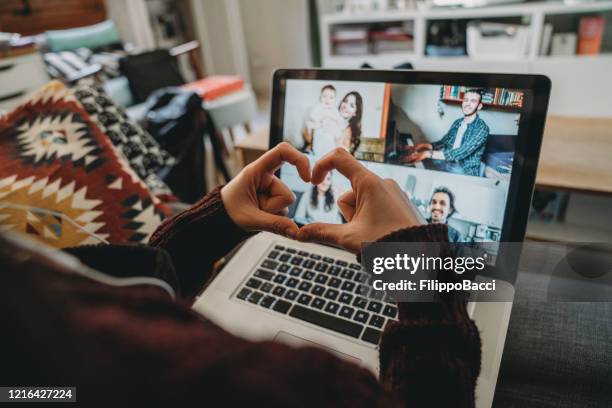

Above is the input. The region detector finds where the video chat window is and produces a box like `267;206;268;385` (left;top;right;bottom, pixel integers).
280;79;524;243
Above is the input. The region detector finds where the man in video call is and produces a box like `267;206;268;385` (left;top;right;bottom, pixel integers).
428;187;462;243
408;88;490;176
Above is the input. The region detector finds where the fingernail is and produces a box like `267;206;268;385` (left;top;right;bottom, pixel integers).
285;227;296;239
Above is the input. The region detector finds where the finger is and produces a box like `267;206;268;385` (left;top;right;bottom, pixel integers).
311;147;367;186
251;209;300;238
337;190;356;221
296;222;346;248
253;142;311;182
258;177;295;213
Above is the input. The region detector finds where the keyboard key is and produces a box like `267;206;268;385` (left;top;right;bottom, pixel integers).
371;291;384;300
341;281;356;292
261;260;279;270
260;295;276;308
273;299;291;314
278;264;290;273
384;293;397;304
286;248;297;254
356;285;369;296
335;260;348;267
274;245;285;251
254;269;275;281
353;296;368;309
361;327;382;345
324;301;340;314
261;282;274;293
297;293;313;305
323;257;334;263
286;278;299;288
302;271;315;281
367;301;382;313
298;281;312;292
302;259;316;269
298;250;309;257
340;269;355;280
310;254;321;260
311;285;325;296
369;315;385;328
272;286;286;297
328;278;341;288
311;297;326;309
353;310;369;324
339;306;355;319
290;256;304;266
247;291;263;304
315;262;328;273
324;288;339;300
273;274;287;284
279;253;291;262
314;274;328;284
290;267;302;277
285;290;298;301
267;251;280;260
328;266;341;276
237;287;251;300
246;278;262;289
383;305;398;318
354;272;368;283
349;263;362;270
289;305;362;338
339;292;353;304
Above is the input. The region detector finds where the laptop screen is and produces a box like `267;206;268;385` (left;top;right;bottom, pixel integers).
278;79;527;244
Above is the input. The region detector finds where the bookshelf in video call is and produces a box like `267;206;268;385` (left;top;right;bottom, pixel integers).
316;1;612;242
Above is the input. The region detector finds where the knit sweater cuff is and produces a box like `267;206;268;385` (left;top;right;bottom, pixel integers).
149;186;253;297
378;319;481;406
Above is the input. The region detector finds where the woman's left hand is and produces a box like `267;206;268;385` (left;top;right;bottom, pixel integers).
221;142;311;238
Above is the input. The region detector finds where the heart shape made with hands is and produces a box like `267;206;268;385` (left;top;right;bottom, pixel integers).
222;143;424;254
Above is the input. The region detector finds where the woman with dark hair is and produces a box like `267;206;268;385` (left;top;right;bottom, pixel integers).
294;171;342;224
338;91;363;154
302;90;363;156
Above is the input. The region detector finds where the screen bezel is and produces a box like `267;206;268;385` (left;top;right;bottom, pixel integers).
269;69;551;243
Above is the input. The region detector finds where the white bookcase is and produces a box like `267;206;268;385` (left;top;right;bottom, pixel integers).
319;1;612;117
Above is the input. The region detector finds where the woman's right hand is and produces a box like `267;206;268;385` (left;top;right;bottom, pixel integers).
295;148;426;254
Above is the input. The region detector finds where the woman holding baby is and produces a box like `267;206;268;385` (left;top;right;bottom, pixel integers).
303;85;363;157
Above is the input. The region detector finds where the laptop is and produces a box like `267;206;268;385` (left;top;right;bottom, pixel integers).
192;69;550;408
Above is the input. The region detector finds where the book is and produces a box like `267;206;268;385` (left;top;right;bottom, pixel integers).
577;15;604;55
539;23;553;56
551;33;577;56
182;76;244;101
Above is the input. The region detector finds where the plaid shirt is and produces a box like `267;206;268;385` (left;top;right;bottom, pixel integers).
433;115;489;176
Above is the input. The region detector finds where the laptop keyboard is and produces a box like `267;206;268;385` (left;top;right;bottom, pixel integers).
234;244;399;346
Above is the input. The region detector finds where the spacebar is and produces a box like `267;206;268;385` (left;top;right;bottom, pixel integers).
289;305;363;338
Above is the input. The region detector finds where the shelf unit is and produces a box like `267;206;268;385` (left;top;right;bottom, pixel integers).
319;1;612;117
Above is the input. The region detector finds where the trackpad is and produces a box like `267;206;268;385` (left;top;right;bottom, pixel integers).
274;331;362;365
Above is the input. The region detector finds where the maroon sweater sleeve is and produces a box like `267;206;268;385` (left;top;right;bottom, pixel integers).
148;186;253;299
375;224;482;407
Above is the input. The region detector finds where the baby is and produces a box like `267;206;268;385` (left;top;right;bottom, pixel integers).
307;85;345;157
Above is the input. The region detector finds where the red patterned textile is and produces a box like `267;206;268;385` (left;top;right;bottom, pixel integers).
0;82;169;247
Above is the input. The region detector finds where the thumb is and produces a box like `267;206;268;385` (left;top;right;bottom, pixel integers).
251;209;299;239
296;222;346;248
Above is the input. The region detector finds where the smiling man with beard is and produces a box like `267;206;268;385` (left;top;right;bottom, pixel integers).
408;89;490;177
427;187;462;242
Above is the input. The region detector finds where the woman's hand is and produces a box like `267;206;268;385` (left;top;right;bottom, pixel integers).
221;142;310;238
295;148;425;254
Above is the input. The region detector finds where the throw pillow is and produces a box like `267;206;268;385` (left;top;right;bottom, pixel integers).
0;81;169;247
72;79;176;198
